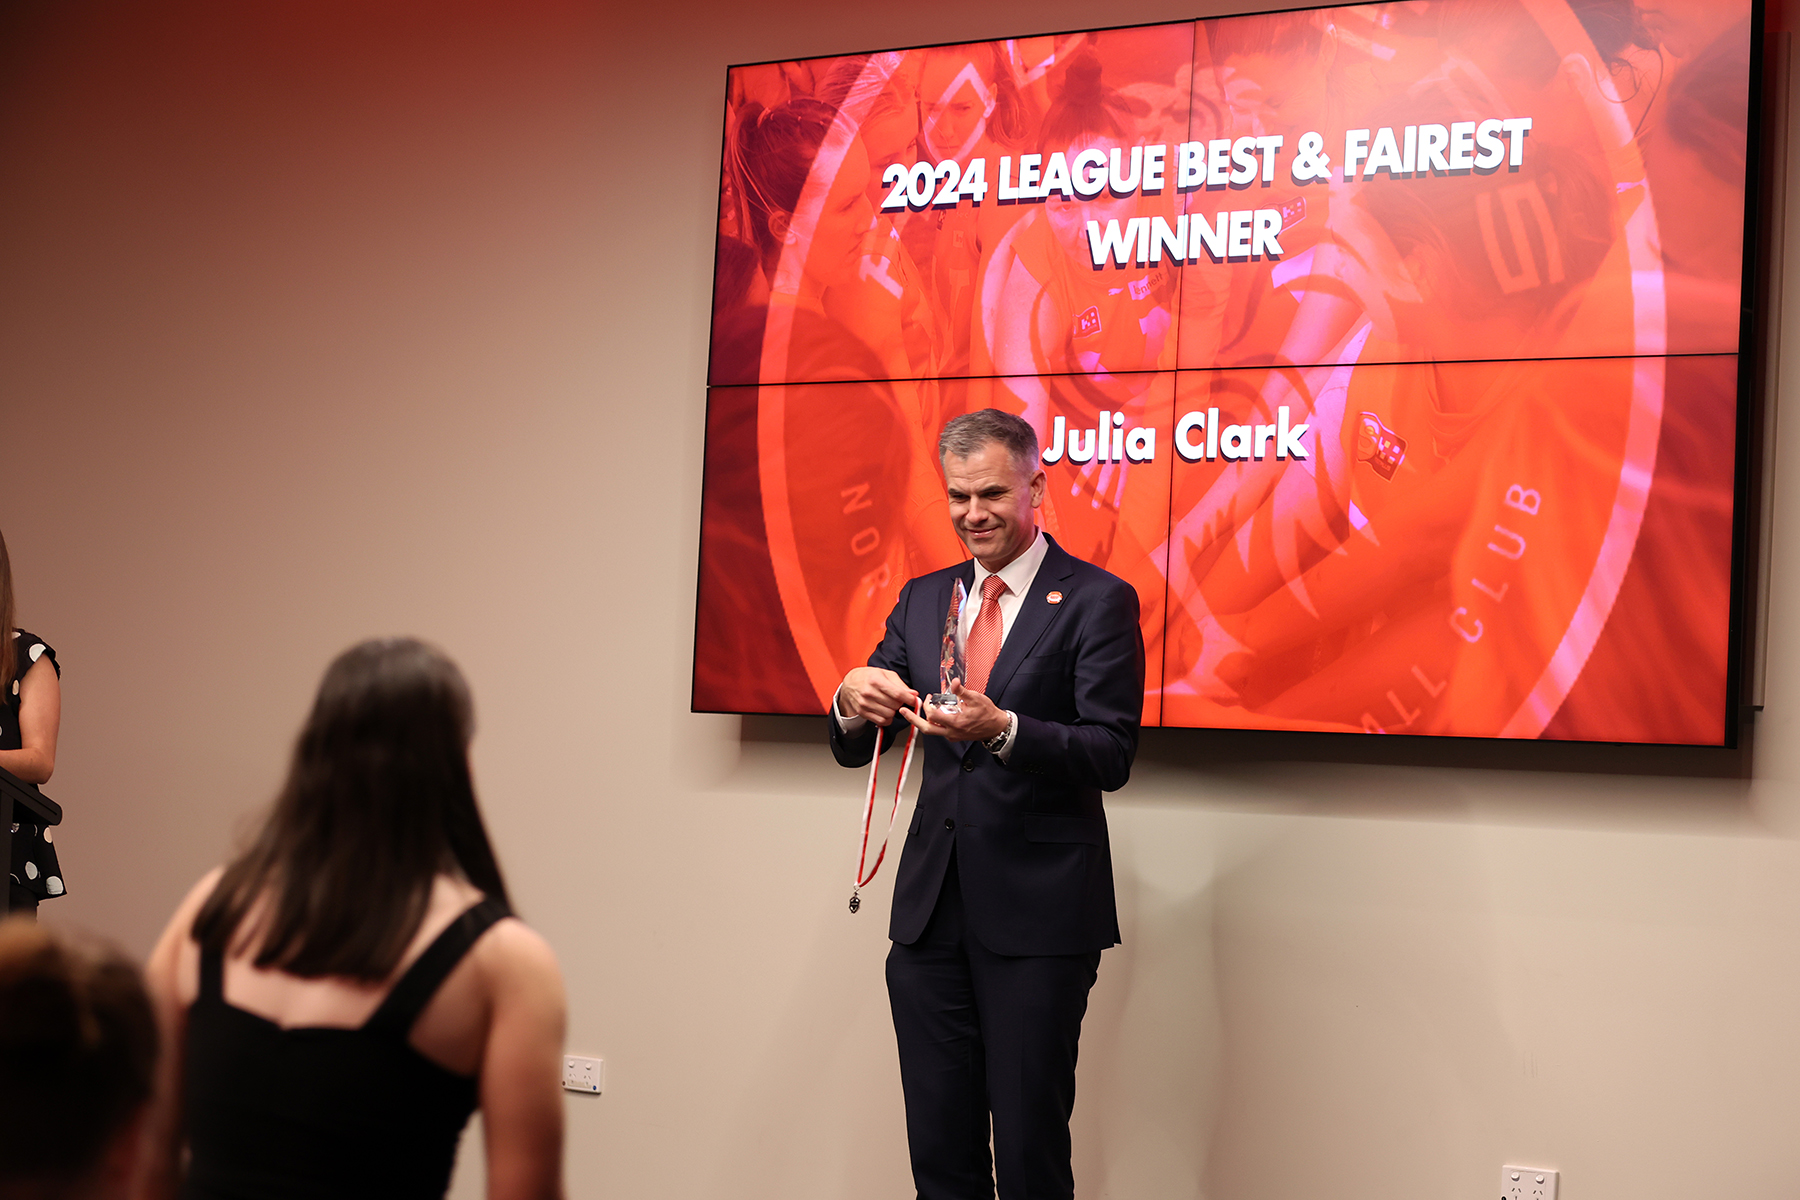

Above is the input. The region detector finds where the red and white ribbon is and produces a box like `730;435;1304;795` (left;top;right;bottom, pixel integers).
850;699;922;912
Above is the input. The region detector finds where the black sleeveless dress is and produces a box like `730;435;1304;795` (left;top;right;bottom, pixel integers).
180;897;511;1199
4;629;64;909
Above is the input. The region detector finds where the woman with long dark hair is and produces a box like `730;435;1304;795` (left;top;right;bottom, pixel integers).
143;638;566;1200
0;527;64;916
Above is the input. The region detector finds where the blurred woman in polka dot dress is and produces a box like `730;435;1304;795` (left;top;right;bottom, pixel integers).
1;528;63;916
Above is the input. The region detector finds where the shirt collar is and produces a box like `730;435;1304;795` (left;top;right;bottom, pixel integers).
972;529;1048;598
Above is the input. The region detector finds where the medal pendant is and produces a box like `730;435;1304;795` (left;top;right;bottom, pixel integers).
848;893;861;914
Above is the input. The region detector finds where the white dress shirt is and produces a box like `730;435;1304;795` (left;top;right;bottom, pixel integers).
834;530;1048;758
960;528;1049;647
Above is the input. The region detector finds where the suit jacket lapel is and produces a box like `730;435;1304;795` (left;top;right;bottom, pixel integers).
984;535;1075;705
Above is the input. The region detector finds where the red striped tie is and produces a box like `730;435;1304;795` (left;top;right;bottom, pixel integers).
965;575;1008;694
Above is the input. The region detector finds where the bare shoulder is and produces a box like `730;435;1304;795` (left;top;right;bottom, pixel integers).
473;917;565;1012
159;868;226;948
145;867;227;1007
20;652;60;687
477;918;562;984
184;866;226;908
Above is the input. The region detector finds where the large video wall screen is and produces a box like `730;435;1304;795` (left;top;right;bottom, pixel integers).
696;0;1758;743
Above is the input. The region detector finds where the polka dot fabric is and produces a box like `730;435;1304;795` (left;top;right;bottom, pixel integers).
6;630;64;904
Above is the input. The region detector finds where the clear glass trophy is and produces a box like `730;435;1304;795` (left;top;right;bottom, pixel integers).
931;578;968;713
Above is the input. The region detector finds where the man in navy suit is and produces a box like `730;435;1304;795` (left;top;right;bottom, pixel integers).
831;408;1144;1200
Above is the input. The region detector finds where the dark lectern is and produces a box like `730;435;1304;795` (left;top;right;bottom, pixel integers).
0;764;61;916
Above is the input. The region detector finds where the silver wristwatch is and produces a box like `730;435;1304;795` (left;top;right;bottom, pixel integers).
984;714;1014;755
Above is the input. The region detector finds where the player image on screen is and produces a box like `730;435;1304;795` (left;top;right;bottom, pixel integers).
699;309;924;710
1632;4;1753;351
972;38;1188;578
962;39;1192;712
906;42;1039;378
1157;12;1642;634
723;80;967;577
1154;0;1705;736
1180;10;1347;371
697;0;1758;742
1159;97;1645;735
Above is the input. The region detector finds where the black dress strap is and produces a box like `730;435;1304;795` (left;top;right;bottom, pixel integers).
364;897;512;1038
198;944;225;1002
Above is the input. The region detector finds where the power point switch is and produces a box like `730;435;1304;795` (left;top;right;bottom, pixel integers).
562;1054;603;1094
1501;1166;1557;1200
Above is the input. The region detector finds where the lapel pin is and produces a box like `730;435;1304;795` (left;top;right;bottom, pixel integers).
1047;591;1063;604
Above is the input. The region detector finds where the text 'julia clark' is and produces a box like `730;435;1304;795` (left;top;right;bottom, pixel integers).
1042;408;1309;466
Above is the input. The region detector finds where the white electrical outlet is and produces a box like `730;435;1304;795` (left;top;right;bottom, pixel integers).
1501;1166;1557;1200
562;1054;603;1094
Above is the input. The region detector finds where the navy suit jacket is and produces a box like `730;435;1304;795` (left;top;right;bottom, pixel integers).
830;534;1144;956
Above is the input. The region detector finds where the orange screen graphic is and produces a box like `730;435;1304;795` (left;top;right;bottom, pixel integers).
695;0;1755;743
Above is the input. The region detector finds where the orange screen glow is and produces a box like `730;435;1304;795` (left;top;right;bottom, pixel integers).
696;0;1757;744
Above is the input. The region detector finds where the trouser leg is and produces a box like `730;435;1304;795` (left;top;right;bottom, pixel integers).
968;940;1101;1200
886;860;994;1200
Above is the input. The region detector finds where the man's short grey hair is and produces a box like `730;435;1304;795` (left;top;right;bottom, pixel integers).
938;409;1040;476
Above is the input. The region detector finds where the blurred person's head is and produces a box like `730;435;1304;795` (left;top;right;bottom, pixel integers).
191;638;509;982
731;99;875;293
1039;48;1134;151
0;920;157;1200
816;54;921;169
1567;0;1657;73
1039;51;1141;248
1207;11;1331;139
1631;0;1741;60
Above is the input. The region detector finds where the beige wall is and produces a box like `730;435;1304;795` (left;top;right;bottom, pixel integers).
4;0;1798;1196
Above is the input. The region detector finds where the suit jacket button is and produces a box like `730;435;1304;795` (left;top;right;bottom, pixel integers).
944;817;955;830
961;757;975;773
